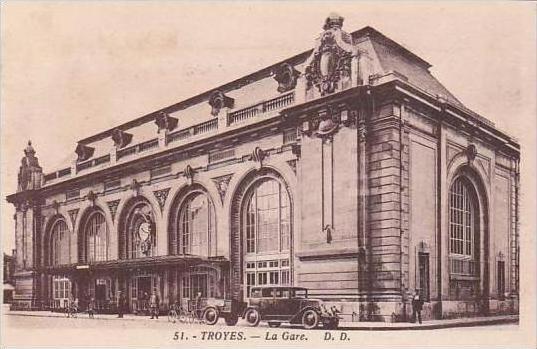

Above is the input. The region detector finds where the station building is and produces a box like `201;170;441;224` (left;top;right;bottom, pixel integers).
6;14;520;321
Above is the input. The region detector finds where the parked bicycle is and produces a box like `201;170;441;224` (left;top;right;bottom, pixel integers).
168;301;205;324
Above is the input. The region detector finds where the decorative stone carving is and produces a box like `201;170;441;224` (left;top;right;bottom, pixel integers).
304;13;355;96
75;143;95;162
287;160;297;175
466;144;477;163
323;224;334;244
183;165;195;185
86;190;97;206
51;200;60;214
208;90;234;116
250;147;266;169
106;200;120;222
291;144;301;159
272;63;300;93
129;179;141;196
153;188;171;212
17;141;43;192
111;128;133;149
154;111;178;133
212;174;233;203
68;208;79;228
303;107;343;141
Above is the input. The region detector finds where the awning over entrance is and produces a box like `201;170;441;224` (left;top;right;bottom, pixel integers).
39;255;229;274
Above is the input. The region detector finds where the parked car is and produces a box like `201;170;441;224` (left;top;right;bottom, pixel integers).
242;286;340;329
198;298;246;326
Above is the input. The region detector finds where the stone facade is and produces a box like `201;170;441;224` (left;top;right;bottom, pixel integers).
6;14;520;321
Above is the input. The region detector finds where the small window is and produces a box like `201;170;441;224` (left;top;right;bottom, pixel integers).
497;261;505;300
418;253;430;302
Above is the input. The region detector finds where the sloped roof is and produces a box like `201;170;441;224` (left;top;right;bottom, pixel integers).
367;33;465;109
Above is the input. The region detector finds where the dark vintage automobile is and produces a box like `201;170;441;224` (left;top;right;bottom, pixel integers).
241;286;340;329
197;298;245;326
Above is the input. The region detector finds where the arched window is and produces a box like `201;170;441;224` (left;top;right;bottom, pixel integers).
125;202;156;259
242;177;291;296
178;193;215;256
84;211;108;262
50;220;69;266
245;178;290;254
449;176;478;277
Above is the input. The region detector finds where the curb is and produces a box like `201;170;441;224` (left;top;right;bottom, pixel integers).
5;312;518;330
5;312;169;322
337;317;519;331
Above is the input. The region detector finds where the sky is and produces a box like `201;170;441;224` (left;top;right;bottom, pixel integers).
1;2;536;258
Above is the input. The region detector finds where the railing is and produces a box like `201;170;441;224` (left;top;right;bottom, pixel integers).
117;138;159;160
166;118;218;144
44;167;72;183
46;93;294;182
76;155;110;172
450;257;477;276
208;148;236;163
227;92;294;126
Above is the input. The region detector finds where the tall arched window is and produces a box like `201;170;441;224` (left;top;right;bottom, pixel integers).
449;176;479;277
245;179;290;254
243;177;291;296
125;201;156;259
178;193;215;256
85;211;108;262
50;220;69;266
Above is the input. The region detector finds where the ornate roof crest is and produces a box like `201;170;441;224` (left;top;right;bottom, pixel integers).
304;13;356;96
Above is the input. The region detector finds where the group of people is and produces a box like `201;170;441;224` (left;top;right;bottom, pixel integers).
117;288;160;319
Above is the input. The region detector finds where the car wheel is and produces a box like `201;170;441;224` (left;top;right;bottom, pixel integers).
268;321;281;328
225;315;239;326
302;309;320;329
244;308;261;327
203;307;219;325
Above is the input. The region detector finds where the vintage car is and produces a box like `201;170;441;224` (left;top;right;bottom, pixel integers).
242;286;340;329
197;298;245;326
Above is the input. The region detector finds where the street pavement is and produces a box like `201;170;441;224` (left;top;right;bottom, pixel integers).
0;308;522;348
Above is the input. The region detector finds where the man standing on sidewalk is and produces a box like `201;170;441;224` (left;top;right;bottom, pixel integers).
117;291;126;318
149;288;160;319
411;289;424;324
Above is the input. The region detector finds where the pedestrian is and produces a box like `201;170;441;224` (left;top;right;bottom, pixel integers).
411;289;424;324
67;293;74;318
88;297;95;319
143;291;149;315
149;288;160;319
117;290;126;318
194;291;203;319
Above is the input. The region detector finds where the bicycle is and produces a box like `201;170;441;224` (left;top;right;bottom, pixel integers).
65;305;78;318
167;304;179;323
175;305;205;324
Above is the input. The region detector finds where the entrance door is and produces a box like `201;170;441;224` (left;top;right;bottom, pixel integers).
137;276;152;314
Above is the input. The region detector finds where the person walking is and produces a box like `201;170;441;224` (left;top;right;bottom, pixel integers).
88;297;95;319
149;288;160;319
117;291;126;318
411;289;424;324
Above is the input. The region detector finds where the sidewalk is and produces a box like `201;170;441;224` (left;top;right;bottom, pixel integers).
338;315;518;330
4;308;518;330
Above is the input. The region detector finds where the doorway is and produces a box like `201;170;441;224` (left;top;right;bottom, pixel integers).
130;275;155;314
